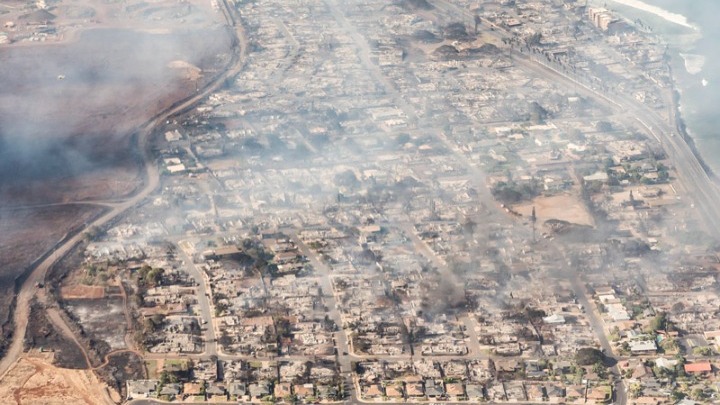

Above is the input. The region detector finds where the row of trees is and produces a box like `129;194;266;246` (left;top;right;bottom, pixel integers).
137;265;165;288
491;180;541;204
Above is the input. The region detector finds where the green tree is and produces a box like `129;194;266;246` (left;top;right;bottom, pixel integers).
145;268;165;286
670;389;685;401
159;370;177;385
619;341;630;355
660;337;679;353
592;362;608;379
214;302;229;317
648;312;668;332
693;346;712;356
691;388;707;401
575;347;604;366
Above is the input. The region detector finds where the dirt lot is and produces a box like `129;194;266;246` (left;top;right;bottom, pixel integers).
0;353;114;405
514;193;595;227
60;285;106;300
66;298;128;350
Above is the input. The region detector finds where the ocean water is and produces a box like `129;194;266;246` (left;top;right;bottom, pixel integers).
598;0;720;173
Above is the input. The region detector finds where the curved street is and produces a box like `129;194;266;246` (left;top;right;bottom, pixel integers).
1;2;714;405
0;0;248;384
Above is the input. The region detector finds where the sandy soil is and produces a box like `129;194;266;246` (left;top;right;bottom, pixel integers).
514;192;595;227
0;354;113;405
59;285;105;300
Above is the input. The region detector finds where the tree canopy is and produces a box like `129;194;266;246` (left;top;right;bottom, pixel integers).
575;347;604;366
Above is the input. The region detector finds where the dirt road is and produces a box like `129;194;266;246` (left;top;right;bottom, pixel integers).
0;355;114;405
0;0;247;382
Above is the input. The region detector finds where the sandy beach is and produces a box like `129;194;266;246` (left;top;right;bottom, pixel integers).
605;0;697;29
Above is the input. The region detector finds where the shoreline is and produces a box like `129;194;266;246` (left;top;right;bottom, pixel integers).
604;0;696;29
671;85;716;180
599;1;718;181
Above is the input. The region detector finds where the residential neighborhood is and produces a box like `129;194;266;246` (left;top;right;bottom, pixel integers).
3;0;720;404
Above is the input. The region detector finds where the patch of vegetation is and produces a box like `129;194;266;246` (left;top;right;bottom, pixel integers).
491;180;541;204
444;22;471;41
575;347;604;366
137;265;165;288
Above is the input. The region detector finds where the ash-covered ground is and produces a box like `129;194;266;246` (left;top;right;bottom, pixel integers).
0;0;235;357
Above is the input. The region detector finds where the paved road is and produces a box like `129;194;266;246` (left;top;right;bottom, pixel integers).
44;302;94;369
517;53;720;237
568;275;626;405
131;4;673;405
0;0;247;382
434;0;720;238
422;1;720;402
176;248;218;358
292;233;356;403
0;163;160;380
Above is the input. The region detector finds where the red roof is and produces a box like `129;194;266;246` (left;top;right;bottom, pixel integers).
684;362;712;373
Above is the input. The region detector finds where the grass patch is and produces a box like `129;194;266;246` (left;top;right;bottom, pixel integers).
145;360;159;379
165;358;191;372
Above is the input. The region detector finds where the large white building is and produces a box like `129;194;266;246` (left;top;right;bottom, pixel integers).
588;7;616;31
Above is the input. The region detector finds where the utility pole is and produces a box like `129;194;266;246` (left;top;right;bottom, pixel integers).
531;206;537;243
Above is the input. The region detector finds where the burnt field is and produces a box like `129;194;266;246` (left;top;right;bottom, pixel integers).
0;23;234;358
24;302;87;369
0;205;104;354
0;26;233;203
96;351;146;397
64;297;128;352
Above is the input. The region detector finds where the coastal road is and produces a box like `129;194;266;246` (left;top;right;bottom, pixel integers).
426;0;720;400
0;0;248;380
432;0;720;238
516;53;720;237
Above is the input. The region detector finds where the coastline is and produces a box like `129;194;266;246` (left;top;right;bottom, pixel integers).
659;38;719;181
604;0;696;29
659;34;717;180
598;0;718;180
670;85;716;179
